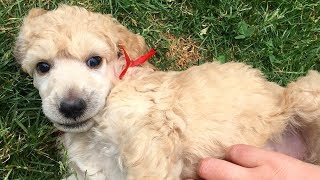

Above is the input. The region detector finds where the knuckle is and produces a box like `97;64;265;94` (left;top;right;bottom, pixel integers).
227;144;249;160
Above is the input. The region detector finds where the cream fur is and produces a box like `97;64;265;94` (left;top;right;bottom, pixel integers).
15;5;320;180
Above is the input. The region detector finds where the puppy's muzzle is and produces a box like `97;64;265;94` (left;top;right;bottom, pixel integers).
59;98;86;119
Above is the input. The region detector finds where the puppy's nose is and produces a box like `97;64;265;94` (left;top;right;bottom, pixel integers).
59;98;86;119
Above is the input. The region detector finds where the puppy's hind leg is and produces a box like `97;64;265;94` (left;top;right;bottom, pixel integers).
284;70;320;164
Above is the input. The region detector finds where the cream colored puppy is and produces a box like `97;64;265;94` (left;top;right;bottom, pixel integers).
14;5;150;133
15;5;320;180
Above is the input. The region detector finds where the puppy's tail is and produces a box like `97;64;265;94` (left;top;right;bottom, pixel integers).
283;70;320;124
283;70;320;164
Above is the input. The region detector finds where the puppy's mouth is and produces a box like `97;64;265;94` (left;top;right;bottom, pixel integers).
54;119;94;133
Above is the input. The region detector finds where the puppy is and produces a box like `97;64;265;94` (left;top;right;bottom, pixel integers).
15;5;320;180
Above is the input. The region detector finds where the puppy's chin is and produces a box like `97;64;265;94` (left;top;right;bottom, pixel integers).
53;119;95;133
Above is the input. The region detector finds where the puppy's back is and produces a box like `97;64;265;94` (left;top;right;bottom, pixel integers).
165;62;287;177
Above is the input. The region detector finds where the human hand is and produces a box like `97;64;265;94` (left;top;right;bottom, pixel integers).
198;144;320;180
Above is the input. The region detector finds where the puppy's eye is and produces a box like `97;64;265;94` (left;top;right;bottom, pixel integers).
36;62;51;74
86;56;102;68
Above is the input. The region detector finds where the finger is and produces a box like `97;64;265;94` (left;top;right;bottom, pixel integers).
198;158;252;180
225;144;277;168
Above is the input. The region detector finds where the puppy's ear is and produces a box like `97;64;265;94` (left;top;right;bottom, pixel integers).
116;33;147;60
117;28;155;69
102;15;155;69
26;8;48;19
14;35;25;64
14;8;47;70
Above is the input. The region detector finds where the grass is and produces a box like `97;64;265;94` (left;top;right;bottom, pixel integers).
0;0;319;179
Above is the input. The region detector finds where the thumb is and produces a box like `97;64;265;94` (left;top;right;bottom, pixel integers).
225;144;276;168
198;158;251;180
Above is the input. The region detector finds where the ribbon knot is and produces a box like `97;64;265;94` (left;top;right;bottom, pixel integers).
119;46;156;80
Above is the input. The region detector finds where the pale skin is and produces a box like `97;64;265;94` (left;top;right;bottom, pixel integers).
198;144;320;180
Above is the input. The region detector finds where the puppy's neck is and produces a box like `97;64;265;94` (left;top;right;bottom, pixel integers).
113;66;155;85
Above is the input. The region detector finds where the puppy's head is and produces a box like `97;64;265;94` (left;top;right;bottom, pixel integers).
14;5;148;132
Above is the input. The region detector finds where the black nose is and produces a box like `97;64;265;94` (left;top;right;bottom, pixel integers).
59;98;86;119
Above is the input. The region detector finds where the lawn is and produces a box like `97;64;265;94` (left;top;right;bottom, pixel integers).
0;0;319;179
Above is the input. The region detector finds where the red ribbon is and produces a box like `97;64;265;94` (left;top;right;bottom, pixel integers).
119;46;156;80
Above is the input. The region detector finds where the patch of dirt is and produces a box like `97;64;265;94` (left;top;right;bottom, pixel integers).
165;34;201;68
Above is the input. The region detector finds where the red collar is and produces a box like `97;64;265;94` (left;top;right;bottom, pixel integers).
119;46;156;80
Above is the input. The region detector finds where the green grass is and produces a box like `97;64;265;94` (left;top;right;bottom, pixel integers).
1;0;319;179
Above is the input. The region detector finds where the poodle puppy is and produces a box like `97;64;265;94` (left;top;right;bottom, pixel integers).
14;5;320;180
